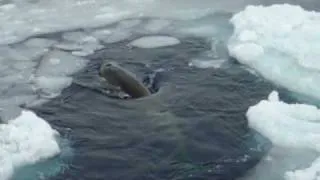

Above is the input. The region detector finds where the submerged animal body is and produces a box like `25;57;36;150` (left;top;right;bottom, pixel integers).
99;62;151;99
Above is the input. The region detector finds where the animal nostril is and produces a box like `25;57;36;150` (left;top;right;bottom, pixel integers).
105;63;113;67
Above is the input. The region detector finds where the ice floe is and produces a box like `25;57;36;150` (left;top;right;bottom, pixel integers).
116;19;142;29
188;59;226;69
228;4;320;101
24;38;57;48
0;0;244;45
129;36;180;48
0;42;88;111
36;50;88;77
104;30;133;44
247;91;320;151
143;19;171;33
33;50;87;95
0;110;61;180
55;31;103;56
246;91;320;180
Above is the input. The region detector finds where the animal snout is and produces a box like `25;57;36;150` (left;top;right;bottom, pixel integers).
105;63;113;67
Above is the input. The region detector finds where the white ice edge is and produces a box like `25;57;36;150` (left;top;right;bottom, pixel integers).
129;36;180;48
0;110;61;180
227;4;320;101
188;59;226;69
247;91;320;180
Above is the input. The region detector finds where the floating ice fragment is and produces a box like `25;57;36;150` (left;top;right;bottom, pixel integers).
0;4;16;11
103;30;132;43
247;90;320;180
58;31;102;53
54;43;82;51
36;50;88;77
0;109;61;180
72;50;94;57
129;36;180;48
285;157;320;180
24;38;57;48
31;76;73;98
143;19;171;33
62;31;90;42
91;29;112;40
268;91;279;102
188;59;226;69
12;61;37;70
49;58;60;65
247;91;320;150
117;19;141;29
228;4;320;100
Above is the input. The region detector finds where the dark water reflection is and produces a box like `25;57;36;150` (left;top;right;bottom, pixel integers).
32;37;273;180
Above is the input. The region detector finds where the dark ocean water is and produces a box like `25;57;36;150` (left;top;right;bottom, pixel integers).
7;0;320;178
26;36;276;180
1;0;320;179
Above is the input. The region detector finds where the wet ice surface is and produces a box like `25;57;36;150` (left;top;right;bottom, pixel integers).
228;4;320;180
143;19;171;33
228;4;320;101
129;36;180;48
0;110;61;180
189;59;227;69
55;31;103;56
0;41;88;116
0;0;244;45
240;91;320;180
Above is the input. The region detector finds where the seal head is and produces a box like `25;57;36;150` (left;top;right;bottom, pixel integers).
99;62;151;99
